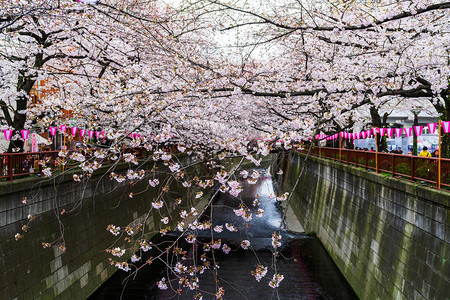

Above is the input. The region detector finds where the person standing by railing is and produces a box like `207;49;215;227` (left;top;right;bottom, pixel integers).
431;149;439;158
22;155;30;173
419;146;431;157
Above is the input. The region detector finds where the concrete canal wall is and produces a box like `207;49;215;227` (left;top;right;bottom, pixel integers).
0;155;221;300
278;151;449;300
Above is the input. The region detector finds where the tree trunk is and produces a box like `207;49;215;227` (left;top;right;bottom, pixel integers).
369;105;388;152
441;90;450;158
7;75;35;153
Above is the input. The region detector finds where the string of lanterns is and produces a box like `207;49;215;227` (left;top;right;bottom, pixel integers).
2;126;108;141
315;122;450;141
2;121;450;144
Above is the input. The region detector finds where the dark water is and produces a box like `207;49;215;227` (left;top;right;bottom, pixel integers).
90;168;358;300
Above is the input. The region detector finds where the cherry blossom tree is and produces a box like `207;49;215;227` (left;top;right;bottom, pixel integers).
187;0;449;150
4;0;450;298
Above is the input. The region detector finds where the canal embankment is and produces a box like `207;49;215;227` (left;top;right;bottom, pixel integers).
276;150;449;300
0;154;235;299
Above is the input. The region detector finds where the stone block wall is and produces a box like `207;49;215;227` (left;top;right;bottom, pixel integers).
278;151;449;300
0;155;213;300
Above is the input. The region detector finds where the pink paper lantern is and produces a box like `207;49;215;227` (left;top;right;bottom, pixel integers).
443;121;450;133
95;131;100;138
366;130;372;138
3;129;13;140
386;128;393;138
60;125;66;133
80;129;86;137
414;126;423;137
71;127;77;136
362;132;366;139
21;129;29;140
88;131;94;138
427;123;437;135
395;128;402;137
404;127;412;137
372;128;378;136
50;127;57;136
379;128;386;136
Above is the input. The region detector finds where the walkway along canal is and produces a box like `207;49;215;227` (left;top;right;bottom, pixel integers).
91;165;358;299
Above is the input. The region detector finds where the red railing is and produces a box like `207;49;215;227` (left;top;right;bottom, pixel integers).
0;146;156;182
0;151;59;181
304;147;450;189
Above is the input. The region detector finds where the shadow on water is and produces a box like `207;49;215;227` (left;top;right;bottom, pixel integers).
90;166;358;300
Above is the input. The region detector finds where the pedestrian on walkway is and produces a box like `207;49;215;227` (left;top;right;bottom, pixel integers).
431;149;439;158
419;147;431;157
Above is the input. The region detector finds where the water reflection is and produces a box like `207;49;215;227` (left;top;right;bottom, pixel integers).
90;166;358;300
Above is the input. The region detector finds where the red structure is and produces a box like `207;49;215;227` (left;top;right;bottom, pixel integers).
301;147;450;189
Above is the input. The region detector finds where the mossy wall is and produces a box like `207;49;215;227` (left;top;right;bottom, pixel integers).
0;155;232;300
278;151;449;300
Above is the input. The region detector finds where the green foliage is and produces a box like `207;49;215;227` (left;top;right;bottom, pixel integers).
395;163;411;175
415;161;437;181
441;172;450;186
382;172;392;180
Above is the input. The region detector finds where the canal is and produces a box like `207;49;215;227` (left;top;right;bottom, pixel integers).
90;166;358;299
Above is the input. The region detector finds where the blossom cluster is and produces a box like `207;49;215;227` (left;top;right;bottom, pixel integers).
271;232;281;249
251;265;268;282
269;274;285;288
107;225;120;236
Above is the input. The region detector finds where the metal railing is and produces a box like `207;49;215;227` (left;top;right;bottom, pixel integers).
0;151;59;181
0;147;156;182
302;147;450;189
6;146;448;188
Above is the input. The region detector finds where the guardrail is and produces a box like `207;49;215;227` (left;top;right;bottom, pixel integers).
0;146;158;181
301;147;450;189
0;151;59;181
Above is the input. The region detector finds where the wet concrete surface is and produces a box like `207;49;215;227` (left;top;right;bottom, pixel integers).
90;167;358;300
